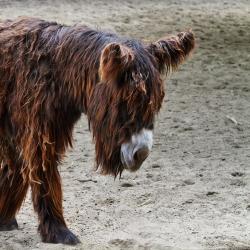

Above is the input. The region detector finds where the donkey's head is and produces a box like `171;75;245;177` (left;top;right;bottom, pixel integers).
88;31;195;176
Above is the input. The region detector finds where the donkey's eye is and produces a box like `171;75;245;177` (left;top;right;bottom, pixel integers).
147;123;154;130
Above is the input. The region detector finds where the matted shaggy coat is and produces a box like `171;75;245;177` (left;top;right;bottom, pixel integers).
0;17;195;244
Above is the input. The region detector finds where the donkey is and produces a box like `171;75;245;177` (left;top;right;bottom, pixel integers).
0;17;195;244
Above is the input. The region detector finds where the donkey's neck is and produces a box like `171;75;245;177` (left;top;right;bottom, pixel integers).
54;26;118;114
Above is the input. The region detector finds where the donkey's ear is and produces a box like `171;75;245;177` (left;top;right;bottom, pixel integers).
147;31;195;73
99;42;134;82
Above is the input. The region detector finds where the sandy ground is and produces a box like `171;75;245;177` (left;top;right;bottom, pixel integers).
0;0;250;249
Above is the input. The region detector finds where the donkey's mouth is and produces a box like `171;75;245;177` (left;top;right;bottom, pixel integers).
120;146;150;172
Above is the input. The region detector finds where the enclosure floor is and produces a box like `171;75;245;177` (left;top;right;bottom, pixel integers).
0;0;249;249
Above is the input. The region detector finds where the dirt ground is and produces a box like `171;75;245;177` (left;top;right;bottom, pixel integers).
0;0;250;249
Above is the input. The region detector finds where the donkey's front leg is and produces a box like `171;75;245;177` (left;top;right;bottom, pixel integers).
30;165;80;245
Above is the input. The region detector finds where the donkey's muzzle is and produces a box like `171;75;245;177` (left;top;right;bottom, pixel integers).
121;129;153;172
132;147;150;171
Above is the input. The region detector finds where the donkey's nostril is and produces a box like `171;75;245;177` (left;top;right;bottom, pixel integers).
133;147;149;165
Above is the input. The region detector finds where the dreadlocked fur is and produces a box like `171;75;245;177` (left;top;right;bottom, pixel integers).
0;17;195;244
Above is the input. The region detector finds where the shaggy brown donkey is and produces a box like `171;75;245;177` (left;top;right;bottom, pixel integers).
0;17;195;244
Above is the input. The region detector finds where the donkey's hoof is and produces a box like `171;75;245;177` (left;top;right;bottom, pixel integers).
0;218;18;231
41;226;80;245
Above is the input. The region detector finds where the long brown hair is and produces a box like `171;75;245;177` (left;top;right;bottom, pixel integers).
0;17;195;243
0;17;195;180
